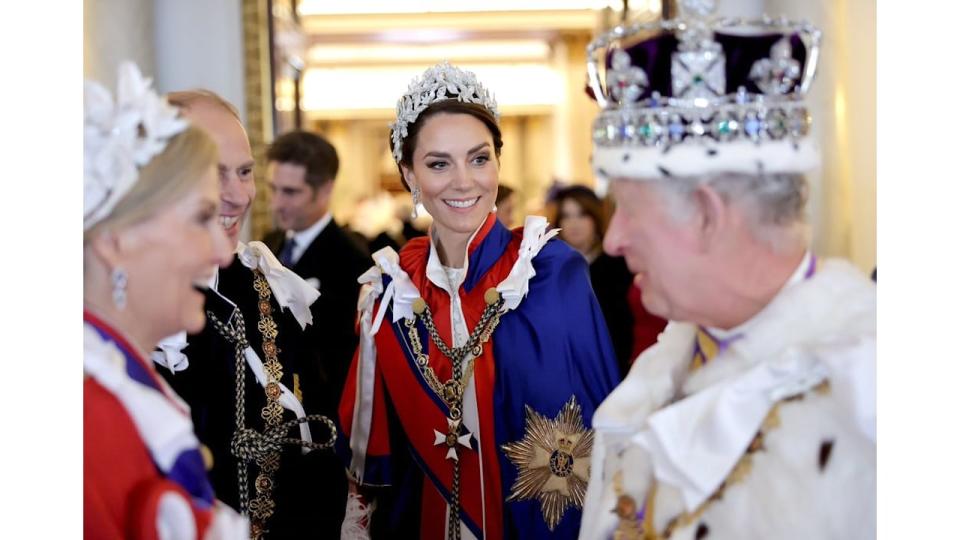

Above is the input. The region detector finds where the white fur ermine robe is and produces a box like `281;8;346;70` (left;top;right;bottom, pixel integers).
579;258;876;540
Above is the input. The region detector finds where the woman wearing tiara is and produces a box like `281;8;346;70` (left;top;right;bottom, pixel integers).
338;62;619;540
84;63;247;539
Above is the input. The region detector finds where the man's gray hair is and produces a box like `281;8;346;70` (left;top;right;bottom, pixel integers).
652;171;809;252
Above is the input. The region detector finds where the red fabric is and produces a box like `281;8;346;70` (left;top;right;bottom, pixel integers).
339;214;515;540
627;285;668;362
84;378;211;539
83;311;185;412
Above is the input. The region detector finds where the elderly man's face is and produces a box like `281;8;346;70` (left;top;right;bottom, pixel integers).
603;179;704;321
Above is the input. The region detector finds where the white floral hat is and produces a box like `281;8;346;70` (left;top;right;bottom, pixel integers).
84;62;188;230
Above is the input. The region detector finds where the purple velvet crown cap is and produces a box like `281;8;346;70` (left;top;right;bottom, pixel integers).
585;15;824;185
605;30;809;101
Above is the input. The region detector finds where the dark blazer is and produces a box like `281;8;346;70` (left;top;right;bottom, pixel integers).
160;256;347;538
263;220;373;411
589;253;637;379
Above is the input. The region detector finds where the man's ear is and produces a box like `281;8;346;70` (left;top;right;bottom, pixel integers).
314;180;334;202
692;183;727;251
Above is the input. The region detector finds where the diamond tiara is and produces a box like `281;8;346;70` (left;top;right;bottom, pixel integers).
586;11;821;157
84;62;188;230
390;61;499;164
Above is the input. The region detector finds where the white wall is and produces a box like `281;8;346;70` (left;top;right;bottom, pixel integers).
153;0;247;125
84;0;246;123
84;0;156;87
764;0;877;272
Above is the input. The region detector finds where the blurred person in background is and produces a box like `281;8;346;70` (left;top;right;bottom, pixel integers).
84;62;246;539
555;185;666;378
495;184;517;228
259;130;373;534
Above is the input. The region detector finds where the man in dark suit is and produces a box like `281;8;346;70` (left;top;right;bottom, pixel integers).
157;93;343;539
262;131;372;412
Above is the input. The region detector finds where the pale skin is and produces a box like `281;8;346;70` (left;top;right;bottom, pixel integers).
401;113;500;268
178;99;256;247
267;161;334;232
603;178;806;330
558;198;600;257
345;112;501;505
84;167;233;356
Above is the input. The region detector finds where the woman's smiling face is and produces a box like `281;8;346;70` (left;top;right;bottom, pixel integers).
401;112;499;240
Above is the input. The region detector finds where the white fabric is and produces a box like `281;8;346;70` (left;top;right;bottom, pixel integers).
203;503;249;540
152;331;189;374
340;493;375;540
285;212;332;266
156;286;314;450
157;492;198;540
84;323;200;474
496;216;560;310
84;62;188;230
366;247;421;334
580;259;876;540
429;240;484;539
87;321;250;539
349;260;390;479
347;215;558;493
236;241;320;330
592;138;820;196
240;346;314;452
633;345;834;510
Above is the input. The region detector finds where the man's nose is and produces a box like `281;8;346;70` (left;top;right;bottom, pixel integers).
603;213;625;257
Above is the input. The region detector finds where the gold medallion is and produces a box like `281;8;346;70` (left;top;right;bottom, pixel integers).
501;395;593;530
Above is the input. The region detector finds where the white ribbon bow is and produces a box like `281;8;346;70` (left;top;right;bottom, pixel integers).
364;247;421;334
152;331;190;373
496;216;560;310
348;247;421;479
237;241;320;330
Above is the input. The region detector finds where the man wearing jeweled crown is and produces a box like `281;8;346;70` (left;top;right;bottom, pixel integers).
577;1;876;539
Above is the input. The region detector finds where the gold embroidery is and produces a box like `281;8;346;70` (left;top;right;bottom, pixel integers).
249;270;284;538
501;395;593;531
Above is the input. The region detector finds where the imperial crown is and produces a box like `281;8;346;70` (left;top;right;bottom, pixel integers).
586;0;822;181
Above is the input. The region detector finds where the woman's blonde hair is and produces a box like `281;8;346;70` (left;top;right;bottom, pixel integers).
84;125;218;244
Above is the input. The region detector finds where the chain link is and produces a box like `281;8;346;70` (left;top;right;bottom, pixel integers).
206;275;338;539
402;295;504;540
